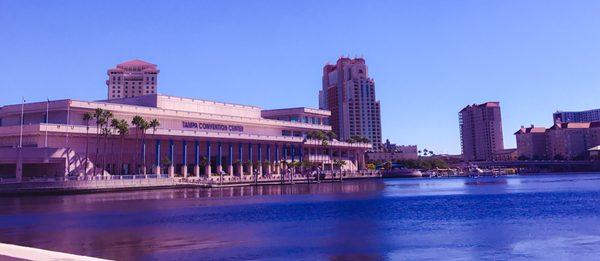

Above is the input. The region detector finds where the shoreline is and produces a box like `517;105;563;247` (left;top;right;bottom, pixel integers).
3;171;600;197
0;174;380;197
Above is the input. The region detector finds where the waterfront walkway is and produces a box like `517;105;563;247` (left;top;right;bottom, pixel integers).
0;243;110;261
0;171;381;194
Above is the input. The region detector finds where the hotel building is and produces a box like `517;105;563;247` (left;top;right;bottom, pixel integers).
106;59;159;100
553;108;600;124
459;102;504;161
0;94;370;182
319;57;382;150
515;122;600;160
514;125;547;159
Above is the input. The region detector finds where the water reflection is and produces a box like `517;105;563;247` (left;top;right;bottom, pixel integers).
1;175;600;260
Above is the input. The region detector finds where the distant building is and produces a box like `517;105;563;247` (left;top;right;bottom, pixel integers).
106;59;159;100
261;107;330;137
492;148;518;161
261;107;330;126
546;122;600;160
366;144;418;162
553;108;600;124
514;125;547;160
514;122;600;160
319;57;382;150
459;102;504;161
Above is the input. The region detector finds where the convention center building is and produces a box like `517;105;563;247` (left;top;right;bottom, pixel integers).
0;94;370;181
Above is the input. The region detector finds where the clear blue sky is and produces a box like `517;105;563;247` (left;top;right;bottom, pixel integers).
1;0;600;154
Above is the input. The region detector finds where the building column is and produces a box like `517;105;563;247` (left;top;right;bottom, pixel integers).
283;144;288;173
205;141;211;176
238;142;243;176
291;144;295;162
274;144;280;175
257;144;263;175
141;140;147;174
181;140;188;178
217;142;223;174
339;148;343;173
266;144;272;175
227;143;233;175
321;147;325;170
194;140;200;177
248;143;254;176
361;151;366;170
329;147;334;171
154;139;161;175
168;139;175;178
353;150;359;171
298;145;303;174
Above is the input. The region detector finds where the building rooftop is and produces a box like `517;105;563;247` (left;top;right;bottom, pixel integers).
514;125;546;134
261;107;331;117
459;101;500;112
117;59;157;68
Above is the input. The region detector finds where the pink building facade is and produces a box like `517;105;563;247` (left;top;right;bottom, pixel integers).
514;122;600;160
319;57;383;150
459;102;504;161
0;94;370;182
106;59;159;100
514;125;547;160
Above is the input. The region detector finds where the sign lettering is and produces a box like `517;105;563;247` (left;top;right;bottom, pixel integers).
182;121;244;132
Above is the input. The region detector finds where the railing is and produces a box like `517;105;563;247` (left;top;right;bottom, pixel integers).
1;170;381;187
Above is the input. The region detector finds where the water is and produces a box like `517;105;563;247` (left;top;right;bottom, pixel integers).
2;174;600;260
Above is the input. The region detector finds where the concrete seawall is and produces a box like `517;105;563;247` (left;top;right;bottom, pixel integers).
0;172;381;195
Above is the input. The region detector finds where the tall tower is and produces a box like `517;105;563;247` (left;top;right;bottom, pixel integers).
319;57;382;150
459;102;504;161
106;59;159;100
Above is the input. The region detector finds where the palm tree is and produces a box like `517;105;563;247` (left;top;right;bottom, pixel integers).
100;111;113;175
301;160;313;183
131;115;144;174
139;119;150;174
320;139;330;182
325;131;337;141
199;156;208;176
148;119;160;174
100;126;111;175
334;159;347;180
92;108;106;176
111;119;129;175
82;112;93;177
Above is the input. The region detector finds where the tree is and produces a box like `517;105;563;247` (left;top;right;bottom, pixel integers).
333;159;346;174
131;115;145;174
148;119;160;173
92;108;107;176
139;119;150;174
111;119;129;175
82;112;93;176
325;130;337;141
383;161;393;170
100;110;113;175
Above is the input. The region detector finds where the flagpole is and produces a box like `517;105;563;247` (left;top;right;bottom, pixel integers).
19;98;24;148
45;98;49;147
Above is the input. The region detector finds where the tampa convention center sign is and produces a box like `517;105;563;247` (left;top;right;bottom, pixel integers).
182;121;244;132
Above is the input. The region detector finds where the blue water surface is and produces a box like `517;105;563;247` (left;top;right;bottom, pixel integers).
1;174;600;260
